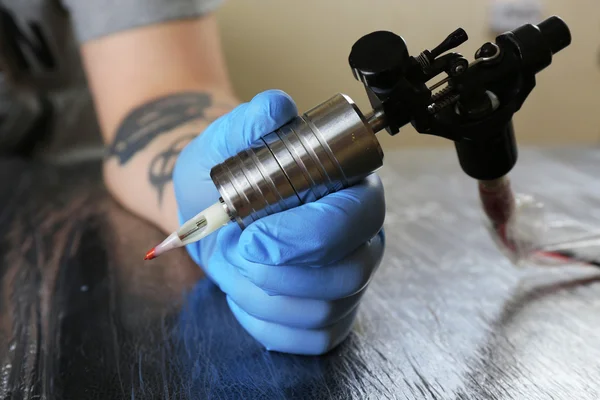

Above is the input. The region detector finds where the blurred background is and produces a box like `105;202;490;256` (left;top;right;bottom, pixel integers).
214;0;600;150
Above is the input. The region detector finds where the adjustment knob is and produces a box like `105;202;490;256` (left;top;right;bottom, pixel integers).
538;16;571;54
348;31;409;89
503;15;571;74
429;28;468;59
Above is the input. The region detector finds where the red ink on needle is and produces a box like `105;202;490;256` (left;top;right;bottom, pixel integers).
144;247;156;260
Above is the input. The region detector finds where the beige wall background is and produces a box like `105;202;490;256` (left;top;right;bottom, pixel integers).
215;0;600;150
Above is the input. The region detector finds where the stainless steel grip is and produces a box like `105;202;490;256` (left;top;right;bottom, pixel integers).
210;93;384;229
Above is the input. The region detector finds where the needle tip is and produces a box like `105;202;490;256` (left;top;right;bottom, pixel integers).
144;247;156;261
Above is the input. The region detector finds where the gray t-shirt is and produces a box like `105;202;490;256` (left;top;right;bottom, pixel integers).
0;0;222;162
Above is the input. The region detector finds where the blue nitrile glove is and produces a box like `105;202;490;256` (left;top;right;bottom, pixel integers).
173;90;385;356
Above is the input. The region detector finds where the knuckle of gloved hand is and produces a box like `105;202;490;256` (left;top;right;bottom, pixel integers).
239;222;296;267
309;304;343;329
352;266;373;296
342;259;376;298
225;252;286;297
252;89;296;118
237;263;270;292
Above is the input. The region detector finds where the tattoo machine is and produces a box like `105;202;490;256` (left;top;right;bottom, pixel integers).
146;16;571;260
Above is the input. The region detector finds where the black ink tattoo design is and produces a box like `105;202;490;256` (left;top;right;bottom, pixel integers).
107;92;213;165
148;134;196;205
108;92;233;205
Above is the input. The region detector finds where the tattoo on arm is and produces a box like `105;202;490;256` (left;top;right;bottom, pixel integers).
107;92;233;205
107;92;213;165
148;133;196;205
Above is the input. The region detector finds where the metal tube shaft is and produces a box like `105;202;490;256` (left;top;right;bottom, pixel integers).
210;93;385;229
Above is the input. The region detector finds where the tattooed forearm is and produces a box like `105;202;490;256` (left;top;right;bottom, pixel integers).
107;92;233;205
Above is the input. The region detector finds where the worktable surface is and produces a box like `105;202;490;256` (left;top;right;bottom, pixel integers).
1;147;600;399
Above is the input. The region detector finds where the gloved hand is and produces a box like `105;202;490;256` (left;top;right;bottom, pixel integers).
173;90;385;356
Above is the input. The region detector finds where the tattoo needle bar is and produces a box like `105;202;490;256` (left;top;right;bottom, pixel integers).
145;16;571;260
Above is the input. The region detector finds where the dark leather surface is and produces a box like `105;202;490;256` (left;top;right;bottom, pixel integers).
1;147;600;399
